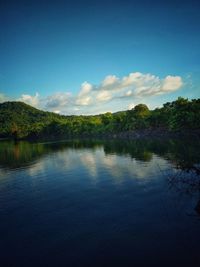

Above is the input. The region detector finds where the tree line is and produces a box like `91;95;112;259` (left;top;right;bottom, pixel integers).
0;97;200;140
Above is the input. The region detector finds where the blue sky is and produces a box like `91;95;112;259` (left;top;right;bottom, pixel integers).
0;0;200;114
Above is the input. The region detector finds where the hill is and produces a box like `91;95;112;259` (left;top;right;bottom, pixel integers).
0;98;200;140
0;101;65;138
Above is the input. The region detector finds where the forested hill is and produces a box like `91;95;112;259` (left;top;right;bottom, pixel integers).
0;101;67;126
0;97;200;140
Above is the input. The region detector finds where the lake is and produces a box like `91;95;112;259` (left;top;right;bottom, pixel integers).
0;138;200;266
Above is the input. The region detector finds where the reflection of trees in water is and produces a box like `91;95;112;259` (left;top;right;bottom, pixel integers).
0;138;200;172
151;137;200;216
104;138;200;167
1;138;200;215
0;140;104;170
0;141;46;169
103;140;153;162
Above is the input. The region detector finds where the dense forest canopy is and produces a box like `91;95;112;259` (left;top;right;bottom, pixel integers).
0;97;200;140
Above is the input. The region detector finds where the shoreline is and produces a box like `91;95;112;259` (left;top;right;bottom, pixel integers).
1;128;200;142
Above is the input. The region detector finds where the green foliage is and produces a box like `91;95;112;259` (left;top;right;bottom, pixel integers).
0;97;200;140
133;104;150;117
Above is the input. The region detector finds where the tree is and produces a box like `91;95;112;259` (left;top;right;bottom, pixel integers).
11;123;21;140
133;104;150;118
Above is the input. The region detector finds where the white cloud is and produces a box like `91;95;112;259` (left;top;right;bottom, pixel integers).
19;92;39;107
79;82;93;96
129;73;183;97
76;82;93;106
76;95;92;106
9;71;183;115
90;72;182;102
128;103;135;110
161;75;183;92
96;90;112;102
101;75;119;89
125;90;132;96
122;72;143;87
45;92;71;109
53;110;60;114
88;72;181;109
73;71;183;110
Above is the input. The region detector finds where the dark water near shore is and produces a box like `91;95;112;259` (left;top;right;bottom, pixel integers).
0;138;200;267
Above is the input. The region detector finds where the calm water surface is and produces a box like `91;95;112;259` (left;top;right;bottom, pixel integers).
0;138;200;266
